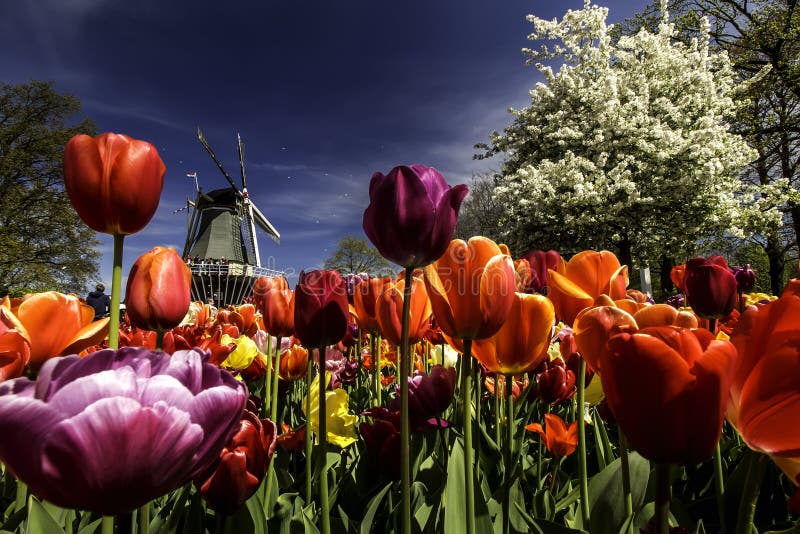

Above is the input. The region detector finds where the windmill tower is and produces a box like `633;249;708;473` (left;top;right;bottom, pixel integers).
182;128;282;306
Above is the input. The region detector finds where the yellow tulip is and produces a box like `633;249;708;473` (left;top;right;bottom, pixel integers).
303;372;357;448
220;334;258;370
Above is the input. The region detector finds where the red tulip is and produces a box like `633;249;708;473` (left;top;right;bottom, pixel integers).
196;406;277;514
363;165;468;268
293;270;349;348
518;250;565;294
63;133;165;235
533;357;576;405
683;256;738;320
601;326;735;464
125;247;192;332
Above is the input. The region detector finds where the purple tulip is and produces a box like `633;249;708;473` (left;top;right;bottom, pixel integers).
665;293;685;309
363;165;469;268
391;365;456;431
0;347;247;515
731;264;757;293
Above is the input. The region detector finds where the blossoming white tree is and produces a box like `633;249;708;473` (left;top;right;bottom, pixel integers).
481;0;783;273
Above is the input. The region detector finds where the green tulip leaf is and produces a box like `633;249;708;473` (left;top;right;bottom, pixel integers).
359;482;392;534
246;491;268;534
444;437;467;534
27;498;65;534
574;451;650;534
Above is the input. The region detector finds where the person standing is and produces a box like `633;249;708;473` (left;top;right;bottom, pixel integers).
86;283;111;320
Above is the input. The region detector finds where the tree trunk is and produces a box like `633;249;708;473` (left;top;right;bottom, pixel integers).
617;234;632;271
765;233;786;296
659;255;675;296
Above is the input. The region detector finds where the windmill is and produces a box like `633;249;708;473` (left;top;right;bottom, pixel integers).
182;128;282;306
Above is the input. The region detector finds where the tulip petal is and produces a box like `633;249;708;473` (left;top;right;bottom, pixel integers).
41;397;203;514
47;368;138;417
476;254;516;339
548;270;594;326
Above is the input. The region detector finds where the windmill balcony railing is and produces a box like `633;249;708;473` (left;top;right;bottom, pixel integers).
187;261;284;279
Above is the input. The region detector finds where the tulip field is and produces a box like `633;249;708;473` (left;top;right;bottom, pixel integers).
0;138;799;534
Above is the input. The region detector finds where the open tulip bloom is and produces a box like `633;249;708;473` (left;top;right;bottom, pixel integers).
0;347;247;515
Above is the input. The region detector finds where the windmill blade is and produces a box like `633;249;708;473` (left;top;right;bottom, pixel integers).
197;127;241;192
249;202;281;244
237;133;248;190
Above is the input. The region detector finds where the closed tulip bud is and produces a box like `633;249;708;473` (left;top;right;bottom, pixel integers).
196;407;277;515
353;277;393;334
256;278;295;338
63;133;165;235
535;357;576;405
376;276;432;345
684;256;738;320
279;344;309;381
731;264;756;293
519;250;565;295
363;165;468;268
294;270;349;348
125;247;192;332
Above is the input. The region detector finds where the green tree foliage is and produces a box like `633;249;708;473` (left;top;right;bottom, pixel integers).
0;81;100;296
617;0;800;293
478;2;778;274
323;236;394;276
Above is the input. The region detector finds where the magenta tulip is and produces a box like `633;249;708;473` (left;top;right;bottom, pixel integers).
363;165;468;268
0;347;247;514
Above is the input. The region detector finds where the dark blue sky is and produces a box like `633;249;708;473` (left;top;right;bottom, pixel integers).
2;0;648;287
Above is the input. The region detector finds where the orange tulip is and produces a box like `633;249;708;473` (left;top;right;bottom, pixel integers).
125;247;192;332
10;292;108;367
525;413;579;457
376;276;432;345
670;264;686;292
423;237;516;341
0;307;31;381
353;277;392;334
472;293;554;375
257;279;295;338
279;344;309;381
63;132;165;235
573;305;637;373
728;280;800;481
547;250;628;326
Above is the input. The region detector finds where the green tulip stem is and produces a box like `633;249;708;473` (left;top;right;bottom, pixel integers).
735;451;768;534
619;432;633;520
101;516;114;534
108;234;124;350
494;379;502;447
155;330;164;351
714;441;726;531
375;335;382;406
137;502;150;534
503;374;514;534
398;268;413;534
577;357;590;524
317;345;331;534
304;355;313;504
654;463;671;534
14;480;26;512
271;337;282;421
461;338;477;534
264;336;273;418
